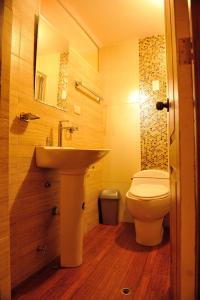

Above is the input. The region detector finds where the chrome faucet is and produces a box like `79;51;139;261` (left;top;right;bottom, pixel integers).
58;120;69;147
58;120;79;146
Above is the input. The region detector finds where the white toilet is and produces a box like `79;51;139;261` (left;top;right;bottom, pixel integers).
126;169;170;246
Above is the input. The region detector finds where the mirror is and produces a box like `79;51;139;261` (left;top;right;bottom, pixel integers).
34;0;99;111
35;16;69;110
40;0;99;71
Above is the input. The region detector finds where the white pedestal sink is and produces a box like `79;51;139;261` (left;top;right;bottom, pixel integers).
36;146;110;267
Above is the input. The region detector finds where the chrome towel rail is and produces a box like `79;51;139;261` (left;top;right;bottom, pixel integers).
75;81;103;103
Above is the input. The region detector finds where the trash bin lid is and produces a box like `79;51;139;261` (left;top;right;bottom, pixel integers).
99;189;121;200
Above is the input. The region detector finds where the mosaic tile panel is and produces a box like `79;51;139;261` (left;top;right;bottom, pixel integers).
57;52;68;110
139;35;168;170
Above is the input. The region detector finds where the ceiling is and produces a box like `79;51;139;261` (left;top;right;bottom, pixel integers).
60;0;165;47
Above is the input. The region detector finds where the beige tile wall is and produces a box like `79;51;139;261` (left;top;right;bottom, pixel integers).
100;39;141;223
9;0;104;288
0;1;11;299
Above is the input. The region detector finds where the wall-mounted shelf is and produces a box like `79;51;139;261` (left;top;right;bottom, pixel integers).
18;112;40;122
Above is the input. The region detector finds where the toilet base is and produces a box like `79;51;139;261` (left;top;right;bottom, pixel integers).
134;218;164;246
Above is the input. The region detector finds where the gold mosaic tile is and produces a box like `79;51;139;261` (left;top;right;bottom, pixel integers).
57;52;68;110
139;35;168;170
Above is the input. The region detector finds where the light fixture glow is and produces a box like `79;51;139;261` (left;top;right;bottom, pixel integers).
140;91;148;102
128;90;140;104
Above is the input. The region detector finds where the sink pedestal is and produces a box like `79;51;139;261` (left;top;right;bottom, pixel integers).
60;170;85;267
36;146;110;267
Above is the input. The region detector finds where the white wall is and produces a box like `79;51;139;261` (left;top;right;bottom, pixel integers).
100;39;141;222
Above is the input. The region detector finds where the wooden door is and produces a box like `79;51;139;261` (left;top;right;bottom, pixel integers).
165;0;196;299
0;1;11;299
190;1;200;299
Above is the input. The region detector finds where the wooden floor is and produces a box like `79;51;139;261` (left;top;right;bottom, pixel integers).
12;223;170;300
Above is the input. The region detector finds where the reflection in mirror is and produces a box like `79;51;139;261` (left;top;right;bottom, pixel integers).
35;71;46;102
35;0;99;111
35;16;69;110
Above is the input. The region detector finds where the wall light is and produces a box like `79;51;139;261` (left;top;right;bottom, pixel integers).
128;90;140;104
128;90;149;104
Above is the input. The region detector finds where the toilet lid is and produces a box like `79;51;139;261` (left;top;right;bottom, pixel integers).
129;183;169;199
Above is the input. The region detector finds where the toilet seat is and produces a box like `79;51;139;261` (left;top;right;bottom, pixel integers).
128;183;169;200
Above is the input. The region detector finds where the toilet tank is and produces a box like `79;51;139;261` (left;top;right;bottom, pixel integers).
133;169;169;179
131;169;169;188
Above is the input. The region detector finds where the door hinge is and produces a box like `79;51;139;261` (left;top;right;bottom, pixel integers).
178;38;193;64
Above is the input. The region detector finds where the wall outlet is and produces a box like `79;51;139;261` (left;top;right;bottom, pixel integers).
152;80;160;91
74;104;81;115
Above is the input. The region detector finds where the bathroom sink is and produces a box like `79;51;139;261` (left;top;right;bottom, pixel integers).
35;146;110;268
36;146;109;171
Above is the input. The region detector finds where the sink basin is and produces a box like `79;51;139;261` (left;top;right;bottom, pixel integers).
35;146;110;268
36;146;110;172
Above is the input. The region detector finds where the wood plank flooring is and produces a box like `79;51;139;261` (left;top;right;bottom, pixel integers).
12;223;170;300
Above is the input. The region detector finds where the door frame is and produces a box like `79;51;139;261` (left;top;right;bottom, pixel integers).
0;1;11;299
165;0;197;299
